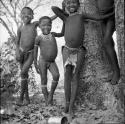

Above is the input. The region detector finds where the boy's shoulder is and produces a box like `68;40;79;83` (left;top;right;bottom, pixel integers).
18;23;23;31
36;35;42;40
32;21;39;26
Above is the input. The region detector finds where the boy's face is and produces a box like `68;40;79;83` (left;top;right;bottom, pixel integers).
21;8;33;24
66;0;79;13
39;19;52;35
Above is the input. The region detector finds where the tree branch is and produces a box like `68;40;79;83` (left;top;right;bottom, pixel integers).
0;18;14;38
0;0;14;18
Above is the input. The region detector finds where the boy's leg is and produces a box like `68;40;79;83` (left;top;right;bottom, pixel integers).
64;65;73;113
69;48;85;116
103;19;120;85
20;51;34;105
24;78;30;105
48;62;60;105
39;58;48;105
62;46;73;113
16;78;26;106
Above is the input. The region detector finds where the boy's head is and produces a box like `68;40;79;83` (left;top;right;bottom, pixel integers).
39;16;52;35
63;0;80;13
21;7;34;24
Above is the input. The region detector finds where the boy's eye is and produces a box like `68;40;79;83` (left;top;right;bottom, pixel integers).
22;14;32;17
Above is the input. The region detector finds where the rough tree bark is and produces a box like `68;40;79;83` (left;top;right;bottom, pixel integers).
115;0;125;82
75;0;124;123
114;0;125;114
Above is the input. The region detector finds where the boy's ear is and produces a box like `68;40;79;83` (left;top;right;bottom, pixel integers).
31;14;34;19
38;23;40;27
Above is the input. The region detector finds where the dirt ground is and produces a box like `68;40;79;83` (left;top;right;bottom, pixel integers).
0;85;124;124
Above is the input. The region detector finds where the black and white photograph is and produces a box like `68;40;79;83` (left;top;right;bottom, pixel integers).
0;0;124;124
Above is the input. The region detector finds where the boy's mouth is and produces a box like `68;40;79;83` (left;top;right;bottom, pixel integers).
69;7;76;12
23;17;30;23
24;16;29;20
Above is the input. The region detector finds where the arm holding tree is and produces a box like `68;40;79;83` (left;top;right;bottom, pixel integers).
83;10;115;21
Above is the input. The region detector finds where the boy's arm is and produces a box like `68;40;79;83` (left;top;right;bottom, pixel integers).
51;15;57;21
15;26;21;61
83;11;115;20
34;36;39;65
33;21;39;27
51;6;68;21
52;23;65;37
16;27;21;48
62;0;65;11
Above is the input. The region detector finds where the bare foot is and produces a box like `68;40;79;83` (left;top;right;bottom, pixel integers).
44;94;49;106
16;99;23;106
67;112;74;123
24;99;30;106
111;70;120;85
64;102;69;113
48;94;53;105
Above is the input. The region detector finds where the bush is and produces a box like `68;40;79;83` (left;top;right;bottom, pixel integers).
0;38;38;107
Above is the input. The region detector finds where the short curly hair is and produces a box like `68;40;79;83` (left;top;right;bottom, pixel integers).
39;16;52;24
62;0;80;7
21;7;34;15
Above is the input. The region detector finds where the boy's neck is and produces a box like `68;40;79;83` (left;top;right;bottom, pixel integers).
69;11;79;16
42;32;51;35
23;21;31;25
41;32;52;41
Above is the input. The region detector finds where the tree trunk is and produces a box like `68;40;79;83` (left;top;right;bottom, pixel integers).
115;0;125;82
114;0;125;115
75;0;124;123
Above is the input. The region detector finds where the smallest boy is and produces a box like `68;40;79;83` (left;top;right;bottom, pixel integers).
34;16;60;105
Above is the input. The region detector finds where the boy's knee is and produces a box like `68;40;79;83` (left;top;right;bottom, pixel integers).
53;73;60;81
21;71;28;78
41;76;47;83
73;73;79;81
41;87;47;94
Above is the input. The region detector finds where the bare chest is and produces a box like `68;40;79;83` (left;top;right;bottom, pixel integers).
20;25;37;40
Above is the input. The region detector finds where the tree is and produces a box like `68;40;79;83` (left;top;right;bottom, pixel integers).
0;0;50;39
76;0;124;123
115;0;125;83
114;0;125;113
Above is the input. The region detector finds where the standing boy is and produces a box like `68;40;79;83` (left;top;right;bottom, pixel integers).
52;0;115;117
16;7;38;106
96;0;120;85
34;16;60;105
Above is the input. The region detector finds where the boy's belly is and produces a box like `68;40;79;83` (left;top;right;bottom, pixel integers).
20;32;36;51
20;38;35;52
64;26;84;48
40;46;58;62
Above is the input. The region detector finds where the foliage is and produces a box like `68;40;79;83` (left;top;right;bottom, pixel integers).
0;38;18;93
0;38;38;107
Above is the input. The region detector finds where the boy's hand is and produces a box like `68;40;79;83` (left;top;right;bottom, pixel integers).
35;64;40;74
51;32;56;36
16;48;21;61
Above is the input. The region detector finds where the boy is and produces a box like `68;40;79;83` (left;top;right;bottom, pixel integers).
34;16;60;105
51;0;115;117
96;0;120;85
16;7;38;106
